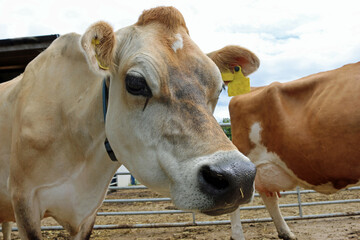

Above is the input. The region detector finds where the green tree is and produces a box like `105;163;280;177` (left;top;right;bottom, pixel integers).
221;118;232;140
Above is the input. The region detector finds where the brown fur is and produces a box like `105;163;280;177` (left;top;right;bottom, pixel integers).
207;45;260;76
136;6;189;34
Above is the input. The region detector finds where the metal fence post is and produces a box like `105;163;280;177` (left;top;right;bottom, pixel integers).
296;186;303;218
192;212;196;224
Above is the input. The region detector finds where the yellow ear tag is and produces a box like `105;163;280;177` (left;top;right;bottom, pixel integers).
91;38;109;70
91;38;100;45
221;66;250;96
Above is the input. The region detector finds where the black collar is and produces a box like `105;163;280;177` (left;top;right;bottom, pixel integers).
102;78;118;161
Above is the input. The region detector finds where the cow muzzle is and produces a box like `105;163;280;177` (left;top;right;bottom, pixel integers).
198;151;256;216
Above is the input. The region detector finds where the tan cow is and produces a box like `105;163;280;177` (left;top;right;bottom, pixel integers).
228;60;360;240
0;7;258;240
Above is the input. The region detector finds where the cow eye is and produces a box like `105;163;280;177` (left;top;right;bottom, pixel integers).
125;74;152;98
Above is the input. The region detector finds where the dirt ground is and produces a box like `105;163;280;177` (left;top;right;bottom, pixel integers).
2;187;360;240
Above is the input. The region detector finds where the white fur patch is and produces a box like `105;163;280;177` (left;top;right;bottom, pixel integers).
248;122;298;191
248;122;284;167
172;33;183;53
249;122;262;147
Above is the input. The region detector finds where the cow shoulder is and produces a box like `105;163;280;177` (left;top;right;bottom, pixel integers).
229;82;282;155
12;31;104;161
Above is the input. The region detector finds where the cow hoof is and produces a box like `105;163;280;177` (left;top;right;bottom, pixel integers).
278;232;297;240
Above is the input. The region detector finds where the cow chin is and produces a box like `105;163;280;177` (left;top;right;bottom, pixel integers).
201;205;239;216
170;186;242;216
200;187;254;216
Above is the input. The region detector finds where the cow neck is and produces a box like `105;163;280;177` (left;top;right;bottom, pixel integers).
102;78;118;161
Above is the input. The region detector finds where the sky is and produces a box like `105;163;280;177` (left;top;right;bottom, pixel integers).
1;0;359;121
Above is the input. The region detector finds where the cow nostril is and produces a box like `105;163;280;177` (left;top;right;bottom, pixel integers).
200;165;230;191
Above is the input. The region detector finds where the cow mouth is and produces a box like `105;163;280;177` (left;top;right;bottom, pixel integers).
200;204;239;216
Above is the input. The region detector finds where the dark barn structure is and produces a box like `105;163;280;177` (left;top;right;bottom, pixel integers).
0;34;58;83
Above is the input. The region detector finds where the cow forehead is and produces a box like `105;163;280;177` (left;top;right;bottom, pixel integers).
116;24;222;99
113;6;222;97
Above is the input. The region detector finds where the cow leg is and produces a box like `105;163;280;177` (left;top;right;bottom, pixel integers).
12;195;42;240
259;192;296;240
229;207;245;240
2;222;12;240
70;213;96;240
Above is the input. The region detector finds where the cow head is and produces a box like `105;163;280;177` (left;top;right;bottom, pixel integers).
80;7;259;215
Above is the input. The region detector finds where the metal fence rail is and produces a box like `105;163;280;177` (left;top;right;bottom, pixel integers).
3;179;358;232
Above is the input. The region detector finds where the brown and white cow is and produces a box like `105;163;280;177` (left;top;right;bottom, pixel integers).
228;60;360;240
0;7;258;240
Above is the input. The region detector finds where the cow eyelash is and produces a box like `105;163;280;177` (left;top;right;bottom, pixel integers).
143;98;150;111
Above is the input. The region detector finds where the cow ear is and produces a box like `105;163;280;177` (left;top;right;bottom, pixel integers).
207;45;260;76
80;21;116;76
